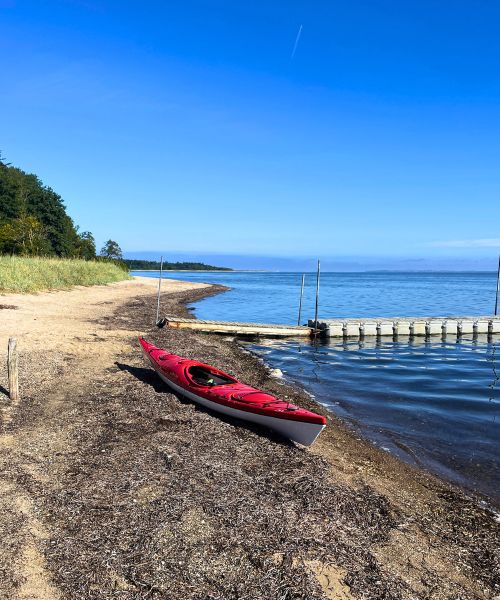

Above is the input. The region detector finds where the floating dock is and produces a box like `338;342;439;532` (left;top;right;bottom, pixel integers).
164;315;500;339
309;316;500;338
164;317;311;338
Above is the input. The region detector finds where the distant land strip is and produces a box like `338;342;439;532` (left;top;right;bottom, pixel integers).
124;259;232;271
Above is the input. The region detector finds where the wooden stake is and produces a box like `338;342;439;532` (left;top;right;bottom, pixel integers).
156;256;164;324
8;337;19;403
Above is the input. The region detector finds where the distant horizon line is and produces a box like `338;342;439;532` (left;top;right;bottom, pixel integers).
123;251;499;272
131;268;498;274
124;251;499;261
124;251;500;258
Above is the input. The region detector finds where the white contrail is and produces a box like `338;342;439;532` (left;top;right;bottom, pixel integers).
291;24;303;59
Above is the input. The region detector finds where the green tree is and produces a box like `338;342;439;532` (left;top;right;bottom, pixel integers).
0;162;21;222
100;239;123;260
76;230;96;260
0;160;81;256
0;154;123;261
0;215;51;256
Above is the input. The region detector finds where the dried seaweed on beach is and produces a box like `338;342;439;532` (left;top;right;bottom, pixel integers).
35;374;406;599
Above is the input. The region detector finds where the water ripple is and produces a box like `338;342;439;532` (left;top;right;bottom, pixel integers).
248;335;500;505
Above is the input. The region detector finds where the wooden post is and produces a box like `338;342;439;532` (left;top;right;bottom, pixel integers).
155;256;164;324
8;337;19;403
495;254;500;316
297;273;305;326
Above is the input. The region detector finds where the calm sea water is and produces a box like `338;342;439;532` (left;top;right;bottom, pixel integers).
133;270;497;323
133;271;500;505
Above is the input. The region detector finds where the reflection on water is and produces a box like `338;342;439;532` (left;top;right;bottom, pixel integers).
247;335;500;506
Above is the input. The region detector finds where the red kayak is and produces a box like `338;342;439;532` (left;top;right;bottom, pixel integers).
139;338;327;446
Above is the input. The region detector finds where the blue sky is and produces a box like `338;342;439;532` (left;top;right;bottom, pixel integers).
1;1;499;268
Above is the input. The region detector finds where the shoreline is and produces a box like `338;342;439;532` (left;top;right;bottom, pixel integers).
246;339;500;512
0;278;498;598
183;281;500;512
184;290;499;511
246;341;500;512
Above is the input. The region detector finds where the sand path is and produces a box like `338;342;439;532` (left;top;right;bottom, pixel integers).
0;276;207;359
0;277;208;599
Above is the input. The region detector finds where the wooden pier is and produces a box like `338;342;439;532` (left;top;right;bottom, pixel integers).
163;315;500;339
164;317;311;338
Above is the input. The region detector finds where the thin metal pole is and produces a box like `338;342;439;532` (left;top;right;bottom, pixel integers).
495;254;500;316
314;259;320;330
156;256;164;324
297;273;305;326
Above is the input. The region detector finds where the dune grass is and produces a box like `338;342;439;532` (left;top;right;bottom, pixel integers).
0;255;131;293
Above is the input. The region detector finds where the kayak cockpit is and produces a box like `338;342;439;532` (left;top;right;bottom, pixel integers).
186;365;237;387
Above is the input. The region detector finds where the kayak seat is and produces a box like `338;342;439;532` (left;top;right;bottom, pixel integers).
187;365;235;387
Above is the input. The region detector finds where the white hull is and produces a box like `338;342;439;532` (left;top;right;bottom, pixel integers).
145;354;325;446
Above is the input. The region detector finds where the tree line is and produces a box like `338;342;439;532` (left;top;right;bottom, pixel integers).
124;259;232;271
0;152;122;261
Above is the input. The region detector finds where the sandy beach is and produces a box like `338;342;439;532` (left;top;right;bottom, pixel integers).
0;278;498;599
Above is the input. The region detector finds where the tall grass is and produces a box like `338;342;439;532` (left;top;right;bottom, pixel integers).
0;256;131;293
